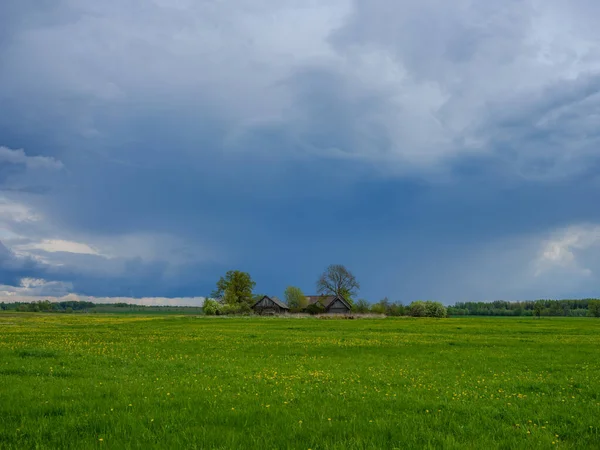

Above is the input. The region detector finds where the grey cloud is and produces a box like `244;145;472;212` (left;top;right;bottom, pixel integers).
0;146;65;194
2;0;600;301
3;0;600;178
0;147;63;170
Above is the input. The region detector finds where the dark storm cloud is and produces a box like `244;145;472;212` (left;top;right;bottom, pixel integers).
1;0;600;303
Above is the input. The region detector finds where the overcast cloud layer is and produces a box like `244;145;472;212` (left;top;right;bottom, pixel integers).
1;0;600;304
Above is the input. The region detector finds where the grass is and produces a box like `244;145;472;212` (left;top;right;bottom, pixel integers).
0;314;599;449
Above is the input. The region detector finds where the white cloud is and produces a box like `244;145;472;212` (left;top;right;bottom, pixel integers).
14;239;100;256
534;224;600;276
0;146;63;170
0;278;73;297
0;286;206;307
0;146;65;194
0;198;41;224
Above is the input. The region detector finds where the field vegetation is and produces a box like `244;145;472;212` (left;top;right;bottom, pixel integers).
0;314;599;449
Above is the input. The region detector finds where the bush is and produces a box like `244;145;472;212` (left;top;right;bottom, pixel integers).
408;301;427;317
220;303;252;315
425;301;447;318
409;301;447;318
305;303;325;315
203;299;221;316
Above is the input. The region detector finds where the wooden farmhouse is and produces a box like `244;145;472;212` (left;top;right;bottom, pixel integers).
252;296;290;315
305;295;352;314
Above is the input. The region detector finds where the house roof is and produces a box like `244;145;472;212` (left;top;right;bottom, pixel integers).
306;295;336;308
252;295;289;310
305;295;352;311
270;296;289;309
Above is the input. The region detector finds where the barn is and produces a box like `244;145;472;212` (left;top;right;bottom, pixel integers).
305;295;352;314
252;296;290;315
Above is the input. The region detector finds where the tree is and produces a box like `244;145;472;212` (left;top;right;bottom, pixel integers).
387;302;406;317
533;300;544;318
284;286;306;309
354;299;370;313
370;303;386;315
588;300;600;318
316;264;360;306
211;270;256;307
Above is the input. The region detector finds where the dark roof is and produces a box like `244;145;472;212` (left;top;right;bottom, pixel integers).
305;295;336;308
252;295;289;310
270;296;289;309
304;295;355;311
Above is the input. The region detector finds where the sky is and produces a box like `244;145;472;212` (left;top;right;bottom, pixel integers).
1;0;600;305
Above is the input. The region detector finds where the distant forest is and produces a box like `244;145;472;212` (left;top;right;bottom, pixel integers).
448;299;599;317
0;300;203;315
1;298;599;317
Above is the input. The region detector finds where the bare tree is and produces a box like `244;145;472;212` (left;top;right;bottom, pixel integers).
316;264;360;302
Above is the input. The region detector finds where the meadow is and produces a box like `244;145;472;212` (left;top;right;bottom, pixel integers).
0;314;599;449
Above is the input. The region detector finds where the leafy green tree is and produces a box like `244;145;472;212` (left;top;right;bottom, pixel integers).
588;300;600;317
211;270;256;307
387;302;406;317
370;302;386;315
533;300;544;318
284;286;306;309
354;299;370;313
316;264;360;307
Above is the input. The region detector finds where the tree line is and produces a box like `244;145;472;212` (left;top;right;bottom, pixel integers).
0;300;96;313
449;299;600;317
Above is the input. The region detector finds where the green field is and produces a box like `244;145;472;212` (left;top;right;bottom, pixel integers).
0;314;599;449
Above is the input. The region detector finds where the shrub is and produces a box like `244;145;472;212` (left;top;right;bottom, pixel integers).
408;301;427;317
409;301;447;318
305;303;325;315
425;301;447;318
203;299;221;316
220;303;253;315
